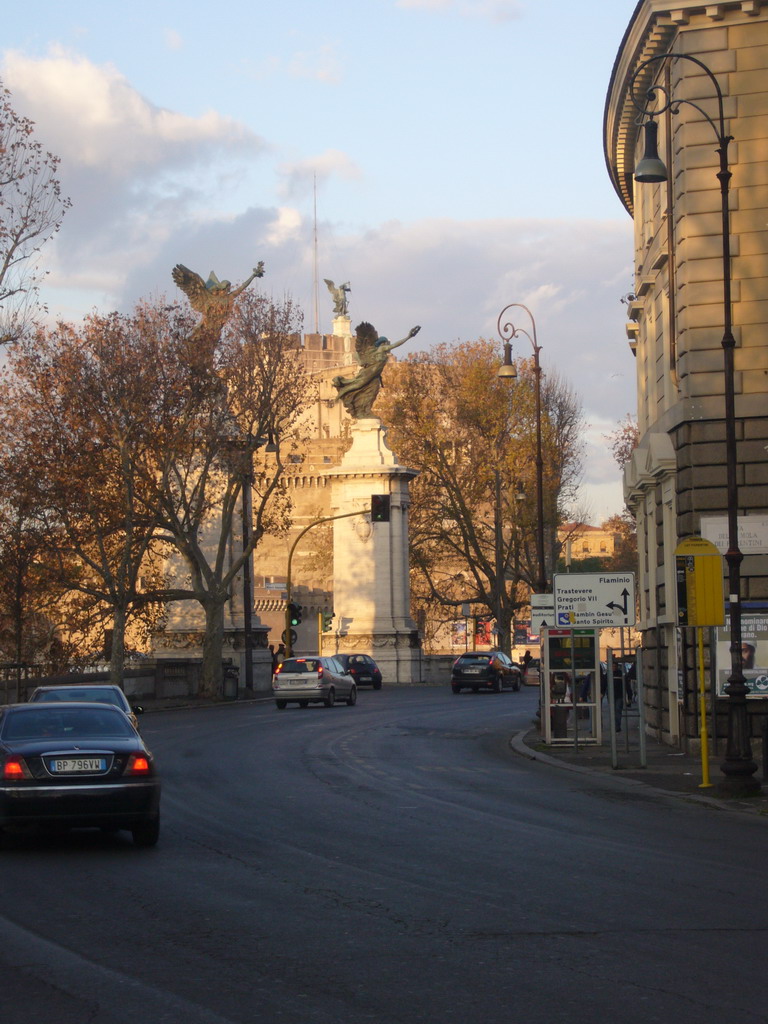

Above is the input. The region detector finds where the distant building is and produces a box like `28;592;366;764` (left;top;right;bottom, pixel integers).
558;522;617;564
251;330;355;651
604;1;768;744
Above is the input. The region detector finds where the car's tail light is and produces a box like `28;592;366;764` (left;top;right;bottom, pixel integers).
274;664;283;675
317;666;324;678
3;758;31;780
125;754;152;775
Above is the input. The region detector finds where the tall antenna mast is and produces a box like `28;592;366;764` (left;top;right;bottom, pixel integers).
312;173;319;334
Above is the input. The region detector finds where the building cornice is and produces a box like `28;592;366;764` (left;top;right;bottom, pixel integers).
603;1;765;217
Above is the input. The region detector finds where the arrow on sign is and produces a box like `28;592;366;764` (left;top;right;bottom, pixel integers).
606;589;630;616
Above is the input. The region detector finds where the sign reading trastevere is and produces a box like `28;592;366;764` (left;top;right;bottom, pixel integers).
553;573;636;628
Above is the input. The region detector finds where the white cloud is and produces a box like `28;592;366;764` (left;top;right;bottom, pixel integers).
1;49;271;299
277;149;363;200
2;48;265;176
265;207;304;246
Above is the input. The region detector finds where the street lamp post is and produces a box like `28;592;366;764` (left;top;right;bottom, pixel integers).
241;453;255;693
497;304;547;596
630;51;758;793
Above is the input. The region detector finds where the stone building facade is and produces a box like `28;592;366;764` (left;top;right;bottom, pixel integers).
249;328;355;652
604;1;768;744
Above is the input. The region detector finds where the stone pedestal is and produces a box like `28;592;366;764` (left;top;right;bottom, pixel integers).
322;418;421;683
332;315;352;338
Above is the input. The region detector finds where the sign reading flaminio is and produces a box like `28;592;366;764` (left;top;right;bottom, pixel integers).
553;573;636;628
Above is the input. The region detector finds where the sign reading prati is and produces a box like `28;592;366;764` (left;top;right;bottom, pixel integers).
553;573;636;628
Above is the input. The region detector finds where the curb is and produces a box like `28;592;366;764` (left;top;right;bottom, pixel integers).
508;728;768;817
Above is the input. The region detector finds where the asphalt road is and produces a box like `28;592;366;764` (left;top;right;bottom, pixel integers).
2;686;768;1024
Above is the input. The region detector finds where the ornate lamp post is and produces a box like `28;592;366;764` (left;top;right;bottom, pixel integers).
497;303;547;596
630;52;758;793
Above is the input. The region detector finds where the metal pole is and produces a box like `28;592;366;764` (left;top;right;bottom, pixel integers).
636;649;647;768
241;461;254;692
533;345;546;595
285;508;368;657
496;304;547;595
717;131;758;792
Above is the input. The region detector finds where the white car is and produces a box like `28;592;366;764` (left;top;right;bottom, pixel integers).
272;656;357;709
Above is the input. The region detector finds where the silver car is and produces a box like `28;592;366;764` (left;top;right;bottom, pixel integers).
272;656;357;709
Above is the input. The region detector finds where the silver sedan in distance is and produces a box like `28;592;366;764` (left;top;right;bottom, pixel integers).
272;656;357;709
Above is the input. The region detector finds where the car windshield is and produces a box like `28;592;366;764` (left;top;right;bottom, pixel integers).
32;687;125;707
280;659;320;673
1;706;135;740
458;654;491;664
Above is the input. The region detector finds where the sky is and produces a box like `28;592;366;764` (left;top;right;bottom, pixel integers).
3;0;640;523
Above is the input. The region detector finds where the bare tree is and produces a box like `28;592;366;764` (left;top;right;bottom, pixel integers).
146;291;314;697
606;414;639;469
0;79;70;344
378;340;584;654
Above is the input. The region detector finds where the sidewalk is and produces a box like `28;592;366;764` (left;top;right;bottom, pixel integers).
511;710;768;817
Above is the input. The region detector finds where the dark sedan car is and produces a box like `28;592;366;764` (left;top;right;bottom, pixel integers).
0;703;160;846
334;653;383;690
29;683;144;730
451;651;522;693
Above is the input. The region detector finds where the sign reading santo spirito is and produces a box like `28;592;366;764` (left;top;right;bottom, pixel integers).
553;572;636;628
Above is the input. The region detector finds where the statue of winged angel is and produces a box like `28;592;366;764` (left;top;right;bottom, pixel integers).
172;262;265;340
332;321;421;420
323;279;351;316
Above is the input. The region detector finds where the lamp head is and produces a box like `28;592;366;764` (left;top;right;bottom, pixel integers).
497;341;517;380
634;119;668;183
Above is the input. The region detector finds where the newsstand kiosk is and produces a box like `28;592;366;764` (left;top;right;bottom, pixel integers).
542;628;602;746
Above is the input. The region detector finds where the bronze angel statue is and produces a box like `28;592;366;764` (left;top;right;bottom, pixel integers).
172;262;265;340
324;279;351;316
332;321;421;420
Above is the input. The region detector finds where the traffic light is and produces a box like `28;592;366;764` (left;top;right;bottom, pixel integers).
322;610;335;632
371;494;391;522
288;602;302;627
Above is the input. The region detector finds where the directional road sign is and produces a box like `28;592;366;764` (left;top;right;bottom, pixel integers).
553;572;636;628
530;593;555;634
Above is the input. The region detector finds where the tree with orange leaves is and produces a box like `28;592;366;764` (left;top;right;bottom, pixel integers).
378;339;583;655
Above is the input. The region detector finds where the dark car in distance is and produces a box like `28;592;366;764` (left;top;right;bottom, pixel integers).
29;683;144;730
334;653;383;690
451;651;522;694
0;702;160;846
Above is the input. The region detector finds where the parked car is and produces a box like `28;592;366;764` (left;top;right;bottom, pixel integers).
523;658;541;686
272;656;357;709
450;651;522;693
0;702;161;846
334;653;383;690
29;683;144;730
